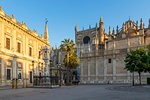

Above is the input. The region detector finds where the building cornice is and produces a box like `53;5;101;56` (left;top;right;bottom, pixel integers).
0;12;50;46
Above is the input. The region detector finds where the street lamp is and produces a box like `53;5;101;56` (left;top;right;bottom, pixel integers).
32;61;35;74
32;61;34;85
58;63;62;86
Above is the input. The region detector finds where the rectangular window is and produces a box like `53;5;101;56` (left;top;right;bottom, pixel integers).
6;38;10;50
108;59;111;63
17;42;21;53
18;70;22;80
29;47;32;56
7;69;11;80
38;51;41;59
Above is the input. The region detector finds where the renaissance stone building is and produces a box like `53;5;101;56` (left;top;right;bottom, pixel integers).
0;6;50;87
75;16;150;84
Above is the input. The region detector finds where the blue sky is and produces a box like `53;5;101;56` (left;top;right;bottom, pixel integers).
1;0;150;47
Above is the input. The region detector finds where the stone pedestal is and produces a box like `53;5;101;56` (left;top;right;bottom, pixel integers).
44;59;49;76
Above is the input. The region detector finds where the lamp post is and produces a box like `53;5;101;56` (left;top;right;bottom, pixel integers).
32;61;34;85
58;63;62;86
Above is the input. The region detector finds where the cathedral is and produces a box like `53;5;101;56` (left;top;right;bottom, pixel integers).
75;16;150;84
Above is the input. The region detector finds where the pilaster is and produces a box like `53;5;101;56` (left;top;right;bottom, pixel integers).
104;58;107;81
88;58;90;81
1;21;4;51
95;58;98;81
112;56;116;81
127;38;130;52
12;28;16;53
23;61;27;88
1;58;5;85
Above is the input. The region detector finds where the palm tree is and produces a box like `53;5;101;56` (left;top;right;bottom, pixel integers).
60;39;75;84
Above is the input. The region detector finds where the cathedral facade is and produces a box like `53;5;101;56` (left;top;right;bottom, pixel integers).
0;6;50;87
75;17;150;84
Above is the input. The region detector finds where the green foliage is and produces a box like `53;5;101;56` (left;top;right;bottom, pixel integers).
60;38;79;84
60;38;79;69
145;45;150;72
124;47;148;73
124;45;150;85
60;39;75;53
64;53;79;69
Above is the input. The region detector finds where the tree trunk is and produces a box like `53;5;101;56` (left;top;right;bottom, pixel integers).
139;72;141;85
70;68;72;85
132;72;135;86
66;51;69;85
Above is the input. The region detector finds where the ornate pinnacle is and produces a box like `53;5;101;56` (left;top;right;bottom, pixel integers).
136;20;139;30
96;22;97;29
109;26;112;35
113;28;115;35
75;24;78;32
140;18;143;29
100;16;103;23
116;25;119;34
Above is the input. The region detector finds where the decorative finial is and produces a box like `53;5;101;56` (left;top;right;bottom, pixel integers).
34;29;37;33
45;18;48;24
123;22;125;25
0;6;2;10
22;21;24;24
12;14;14;18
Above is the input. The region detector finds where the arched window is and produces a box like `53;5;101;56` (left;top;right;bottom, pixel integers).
83;36;90;44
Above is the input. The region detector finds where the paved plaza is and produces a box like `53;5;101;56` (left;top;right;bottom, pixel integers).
0;85;150;100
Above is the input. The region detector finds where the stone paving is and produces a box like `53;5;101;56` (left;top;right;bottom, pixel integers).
0;85;150;100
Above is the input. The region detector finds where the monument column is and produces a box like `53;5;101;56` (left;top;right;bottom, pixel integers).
12;55;17;88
